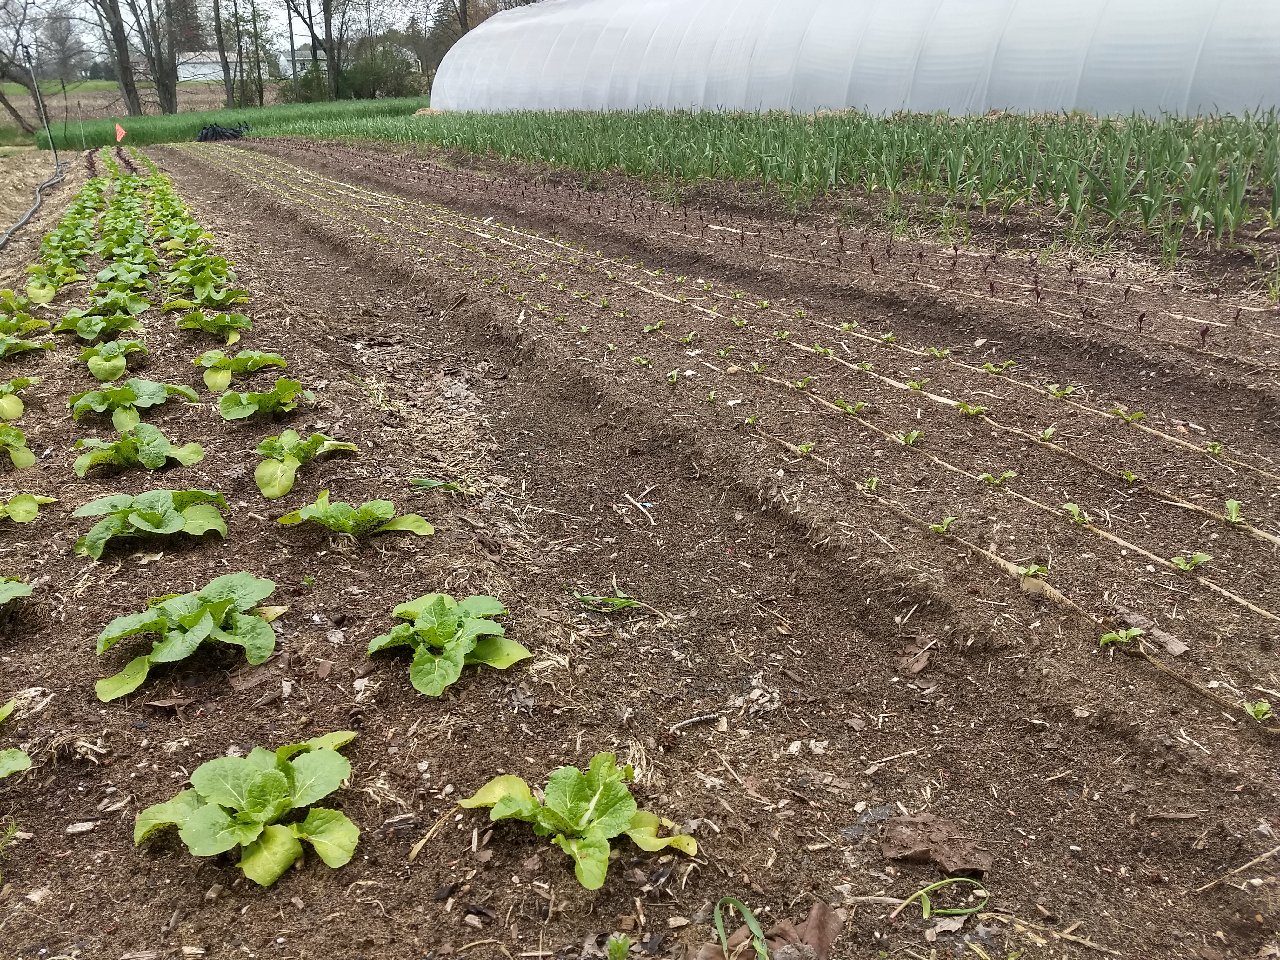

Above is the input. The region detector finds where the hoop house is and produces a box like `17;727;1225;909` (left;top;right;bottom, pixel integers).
432;0;1280;115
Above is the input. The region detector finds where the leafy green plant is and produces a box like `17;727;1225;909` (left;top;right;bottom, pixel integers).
0;698;32;782
73;424;204;477
0;578;32;611
979;470;1016;486
0;334;53;361
1038;426;1057;442
177;311;252;345
0;494;55;524
1224;499;1244;524
1170;552;1211;572
929;516;957;534
368;593;531;697
1045;383;1076;398
895;430;923;446
194;349;288;392
0;377;37;420
605;935;632;960
73;489;227;560
1099;627;1144;647
1062;503;1091;524
459;753;696;890
980;360;1016;374
862;477;879;492
957;401;988;416
52;310;143;342
1110;406;1146;424
1120;469;1140;484
94;572;277;700
218;378;314;421
253;431;357;500
1205;441;1223;455
0;425;34;469
907;378;928;391
135;730;359;886
573;591;640;614
713;898;770;960
925;347;950;358
1017;563;1049;578
1244;700;1273;722
80;340;147;381
278;490;431;538
69;378;198;431
834;398;867;415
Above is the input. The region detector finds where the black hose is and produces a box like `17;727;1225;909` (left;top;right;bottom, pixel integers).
0;166;67;251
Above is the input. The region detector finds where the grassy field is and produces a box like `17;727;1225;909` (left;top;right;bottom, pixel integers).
37;96;428;150
0;79;122;96
272;109;1280;251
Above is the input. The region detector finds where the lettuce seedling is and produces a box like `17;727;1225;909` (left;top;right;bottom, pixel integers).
73;489;227;559
253;431;356;499
1062;503;1091;524
368;593;530;697
0;577;32;609
80;340;147;381
929;516;957;534
135;730;359;886
69;378;198;431
0;310;48;337
896;430;923;446
177;310;252;345
0;698;32;782
0;334;53;361
1224;499;1244;524
195;349;286;392
459;752;696;890
0;425;34;468
73;424;204;477
0;377;37;420
1170;552;1211;572
219;378;314;421
52;311;142;342
957;402;988;416
95;571;276;700
979;470;1017;486
1244;700;1273;722
1100;627;1143;647
0;494;55;523
574;591;640;613
278;490;432;538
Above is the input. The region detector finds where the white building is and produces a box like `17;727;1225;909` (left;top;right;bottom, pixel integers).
177;51;234;83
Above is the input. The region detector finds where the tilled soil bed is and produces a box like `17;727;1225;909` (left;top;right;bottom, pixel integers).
0;141;1277;960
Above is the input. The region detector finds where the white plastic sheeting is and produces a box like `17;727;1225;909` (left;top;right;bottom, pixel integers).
432;0;1280;116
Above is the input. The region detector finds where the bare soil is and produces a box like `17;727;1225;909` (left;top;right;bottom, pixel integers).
0;139;1277;960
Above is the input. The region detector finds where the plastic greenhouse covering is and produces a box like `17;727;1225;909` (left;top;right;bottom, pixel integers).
432;0;1280;116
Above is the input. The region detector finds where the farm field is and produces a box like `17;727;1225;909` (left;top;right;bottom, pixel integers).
0;137;1277;960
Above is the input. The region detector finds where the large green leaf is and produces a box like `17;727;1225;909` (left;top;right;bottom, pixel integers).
459;775;536;815
180;503;228;538
0;748;32;781
191;756;262;809
408;641;468;697
467;635;533;670
238;824;302;886
97;607;169;653
179;802;249;856
2;494;55;524
242;769;293;823
95;654;153;702
375;514;434;536
214;612;276;664
293;808;359;867
289;749;351;807
624;810;698;856
254;456;299;500
0;395;21;419
542;757;637;840
134;789;204;843
552;832;612;890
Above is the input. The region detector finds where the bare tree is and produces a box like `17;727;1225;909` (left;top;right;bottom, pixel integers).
38;1;88;82
122;0;180;113
0;0;38;133
210;0;235;106
86;0;144;115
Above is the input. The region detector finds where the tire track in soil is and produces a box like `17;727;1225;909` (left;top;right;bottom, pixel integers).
82;144;1278;959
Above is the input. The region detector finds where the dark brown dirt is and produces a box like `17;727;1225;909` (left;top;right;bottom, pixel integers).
0;141;1276;960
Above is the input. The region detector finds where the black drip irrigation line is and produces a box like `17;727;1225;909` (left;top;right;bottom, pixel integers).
0;44;69;252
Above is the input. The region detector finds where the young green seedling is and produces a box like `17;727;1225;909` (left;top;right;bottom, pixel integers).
1205;441;1223;455
219;378;314;421
834;399;867;415
1017;563;1049;578
135;731;359;886
368;593;531;697
1243;700;1273;722
73;489;227;559
574;591;640;614
194;349;286;392
0;494;56;523
957;402;988;416
459;753;696;890
1120;469;1140;484
1170;552;1211;572
94;572;276;700
1062;503;1090;524
1045;384;1076;399
926;347;950;358
1038;426;1057;442
907;379;928;391
1110;406;1146;424
979;470;1017;486
79;340;147;381
862;477;879;492
980;360;1017;374
69;378;198;431
1099;627;1144;647
254;431;357;500
1224;499;1244;524
278;490;432;538
896;430;923;446
0;378;37;420
929;516;957;534
72;424;204;477
0;425;34;469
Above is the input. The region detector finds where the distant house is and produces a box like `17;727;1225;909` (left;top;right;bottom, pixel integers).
177;51;235;83
281;48;327;77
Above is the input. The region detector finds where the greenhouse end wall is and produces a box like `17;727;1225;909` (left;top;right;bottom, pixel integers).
432;0;1280;116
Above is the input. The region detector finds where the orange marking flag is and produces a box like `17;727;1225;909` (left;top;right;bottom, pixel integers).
115;123;127;143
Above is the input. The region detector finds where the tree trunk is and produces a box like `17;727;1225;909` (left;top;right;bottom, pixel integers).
94;0;144;116
0;89;36;135
249;0;264;106
231;0;247;106
212;0;235;108
322;0;337;99
285;0;299;99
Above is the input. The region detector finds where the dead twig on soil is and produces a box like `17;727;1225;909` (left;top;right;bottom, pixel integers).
980;913;1121;956
1192;844;1280;894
